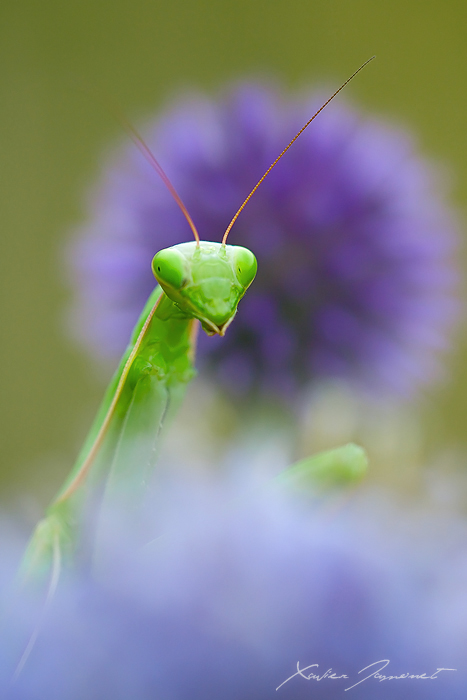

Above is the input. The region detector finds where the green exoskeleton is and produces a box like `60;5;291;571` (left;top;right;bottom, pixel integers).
21;58;374;585
22;241;257;581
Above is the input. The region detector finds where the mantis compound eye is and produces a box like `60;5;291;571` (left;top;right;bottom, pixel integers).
232;246;258;289
152;247;187;290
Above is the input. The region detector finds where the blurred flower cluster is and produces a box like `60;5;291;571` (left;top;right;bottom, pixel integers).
2;469;465;699
68;81;459;400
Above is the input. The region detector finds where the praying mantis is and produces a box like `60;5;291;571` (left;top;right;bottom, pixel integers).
21;58;374;585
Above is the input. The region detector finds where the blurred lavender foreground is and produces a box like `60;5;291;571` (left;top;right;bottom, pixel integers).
1;472;465;699
68;82;458;398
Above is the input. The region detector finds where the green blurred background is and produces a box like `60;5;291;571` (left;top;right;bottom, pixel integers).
1;0;466;509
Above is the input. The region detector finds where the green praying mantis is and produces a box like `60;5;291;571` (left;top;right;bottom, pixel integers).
21;58;374;586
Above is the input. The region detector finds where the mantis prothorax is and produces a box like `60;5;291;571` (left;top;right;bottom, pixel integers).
21;57;374;584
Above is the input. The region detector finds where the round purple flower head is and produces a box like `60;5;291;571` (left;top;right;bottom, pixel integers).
69;82;458;398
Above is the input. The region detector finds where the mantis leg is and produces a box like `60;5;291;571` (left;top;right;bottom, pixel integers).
101;372;170;506
275;443;368;491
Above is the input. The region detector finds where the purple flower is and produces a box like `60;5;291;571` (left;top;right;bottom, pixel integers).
2;474;465;699
68;82;459;398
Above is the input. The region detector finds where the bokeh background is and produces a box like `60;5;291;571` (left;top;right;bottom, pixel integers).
1;0;467;511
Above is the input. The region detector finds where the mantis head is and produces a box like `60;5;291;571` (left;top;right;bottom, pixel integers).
152;241;257;336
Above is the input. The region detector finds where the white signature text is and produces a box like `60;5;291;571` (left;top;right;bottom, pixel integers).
276;659;456;692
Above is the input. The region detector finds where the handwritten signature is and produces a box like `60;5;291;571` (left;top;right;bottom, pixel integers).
276;659;457;692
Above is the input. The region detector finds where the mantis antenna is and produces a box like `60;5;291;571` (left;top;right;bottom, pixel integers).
221;56;375;245
112;106;201;245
